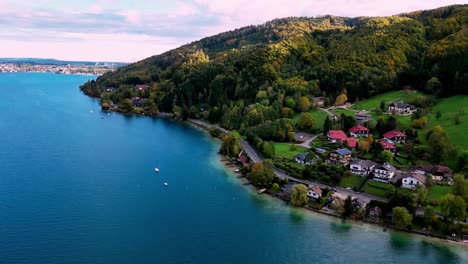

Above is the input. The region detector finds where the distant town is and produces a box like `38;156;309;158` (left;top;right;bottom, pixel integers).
0;58;126;75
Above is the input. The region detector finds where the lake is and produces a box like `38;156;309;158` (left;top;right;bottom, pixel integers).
0;73;466;263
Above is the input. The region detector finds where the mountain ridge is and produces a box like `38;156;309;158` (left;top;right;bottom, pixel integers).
81;4;467;130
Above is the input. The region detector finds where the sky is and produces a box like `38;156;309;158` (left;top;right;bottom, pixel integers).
0;0;465;62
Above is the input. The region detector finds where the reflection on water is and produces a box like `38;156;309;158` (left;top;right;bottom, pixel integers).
329;221;352;235
289;208;306;223
389;232;413;251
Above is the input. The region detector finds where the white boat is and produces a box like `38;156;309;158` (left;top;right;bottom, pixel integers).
258;188;267;194
164;182;168;187
154;167;160;173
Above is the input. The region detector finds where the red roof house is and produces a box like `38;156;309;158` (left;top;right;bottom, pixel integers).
135;84;149;91
380;141;397;153
349;125;370;137
383;130;407;143
345;137;357;148
327;130;347;142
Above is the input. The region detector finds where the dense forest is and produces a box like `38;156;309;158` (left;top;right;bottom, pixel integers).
81;5;467;136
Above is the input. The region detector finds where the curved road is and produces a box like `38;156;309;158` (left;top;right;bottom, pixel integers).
187;119;388;203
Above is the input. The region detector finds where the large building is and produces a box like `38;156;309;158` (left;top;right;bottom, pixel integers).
327;148;352;166
373;163;396;183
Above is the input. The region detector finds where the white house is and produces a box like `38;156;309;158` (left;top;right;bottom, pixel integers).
373;163;396;183
307;186;323;200
402;173;426;189
295;152;314;166
387;102;417;115
383;130;407;144
349;159;377;176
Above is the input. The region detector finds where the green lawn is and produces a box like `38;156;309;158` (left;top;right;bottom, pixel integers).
293;109;329;130
426;185;453;203
363;180;396;198
331;108;356;117
273;143;308;160
419;96;468;150
352;90;423;111
338;175;362;188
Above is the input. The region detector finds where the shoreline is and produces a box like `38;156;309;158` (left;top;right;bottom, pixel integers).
181;117;468;247
93;105;468;247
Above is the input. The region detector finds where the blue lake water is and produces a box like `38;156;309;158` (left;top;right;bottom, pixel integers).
0;73;466;263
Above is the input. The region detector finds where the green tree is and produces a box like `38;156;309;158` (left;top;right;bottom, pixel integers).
261;141;275;158
298;96;311;112
415;185;428;206
323;116;332;135
392;207;413;229
247;160;275;187
220;131;241;157
440;194;467;221
297;112;316;131
427;125;453;163
290;184;308;206
380;100;386;111
379;150;394;162
423;206;435;226
335;93;348;106
424;77;442;95
271;183;281;193
119;98;133;113
452;174;468;202
343;195;355;218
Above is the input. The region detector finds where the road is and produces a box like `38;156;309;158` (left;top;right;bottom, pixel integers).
188;119;388;203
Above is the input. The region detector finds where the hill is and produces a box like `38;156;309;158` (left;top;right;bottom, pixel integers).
81;5;467;135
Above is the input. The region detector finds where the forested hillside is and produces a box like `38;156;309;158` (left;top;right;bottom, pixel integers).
81;5;467;136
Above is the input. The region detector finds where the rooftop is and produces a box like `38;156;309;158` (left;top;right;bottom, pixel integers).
383;130;406;139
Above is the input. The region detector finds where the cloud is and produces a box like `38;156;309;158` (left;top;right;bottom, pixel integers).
0;0;465;61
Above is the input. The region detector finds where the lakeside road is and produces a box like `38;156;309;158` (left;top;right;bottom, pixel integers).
187;119;388;204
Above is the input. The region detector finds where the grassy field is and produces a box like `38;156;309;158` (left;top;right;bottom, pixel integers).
273;143;308;160
293;109;329;130
331;108;356;117
420;96;468;150
352;90;423;111
363;180;396;198
338;175;362;188
426;185;453;203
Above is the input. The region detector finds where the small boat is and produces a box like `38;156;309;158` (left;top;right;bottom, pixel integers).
154;167;160;173
258;188;267;194
164;182;168;187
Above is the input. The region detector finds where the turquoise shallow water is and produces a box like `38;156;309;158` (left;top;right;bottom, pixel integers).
0;73;466;263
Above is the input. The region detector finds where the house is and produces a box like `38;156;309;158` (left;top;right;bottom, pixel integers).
327;148;352;166
355;111;371;122
313;96;325;106
345;137;357;148
387;102;417;115
295;152;314;166
353;197;368;209
327;130;357;148
402;173;426;189
368;206;382;220
411;164;453;181
105;87;116;93
315;148;327;154
131;97;145;107
135;84;149;91
373;162;396;183
327;130;347;143
307;186;323;200
238;151;250;167
349;125;370;137
383;130;407;144
379;141;397;153
349;159;377;176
